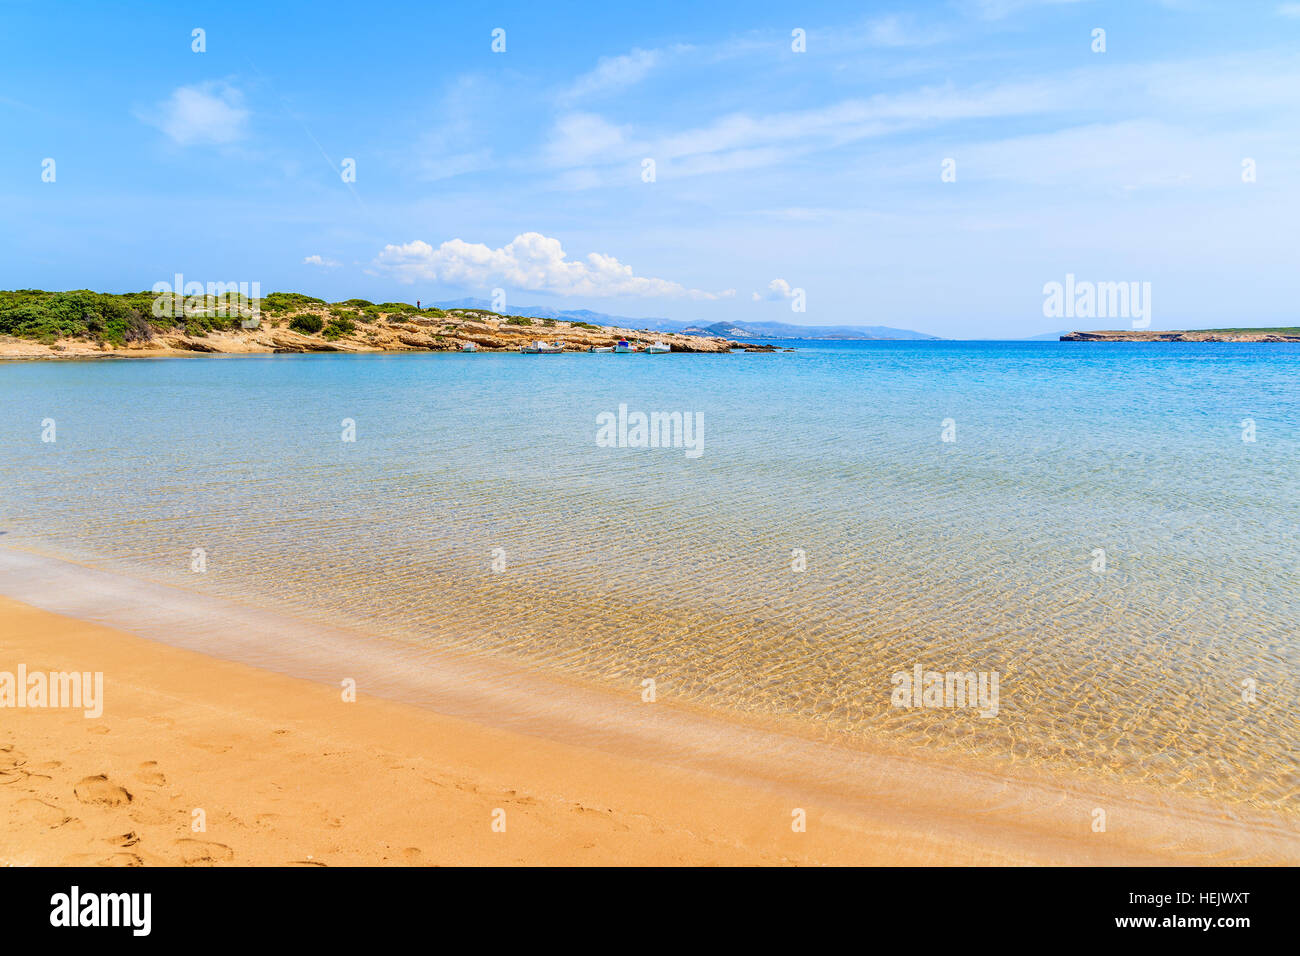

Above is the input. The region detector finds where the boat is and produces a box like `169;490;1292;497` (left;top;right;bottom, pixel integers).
613;340;637;353
644;341;671;354
461;342;478;352
520;340;564;354
589;345;615;353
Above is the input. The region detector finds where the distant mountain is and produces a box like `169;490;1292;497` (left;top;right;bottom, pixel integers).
1023;330;1071;341
688;320;940;340
431;298;675;326
433;299;938;340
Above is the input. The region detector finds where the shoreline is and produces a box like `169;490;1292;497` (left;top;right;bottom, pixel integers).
1;546;1295;866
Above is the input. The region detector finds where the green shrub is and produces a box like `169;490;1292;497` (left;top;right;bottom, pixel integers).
505;316;532;326
125;309;153;343
322;317;356;340
265;292;326;314
289;313;324;335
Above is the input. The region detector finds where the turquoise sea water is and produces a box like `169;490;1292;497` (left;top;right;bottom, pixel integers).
2;341;1297;808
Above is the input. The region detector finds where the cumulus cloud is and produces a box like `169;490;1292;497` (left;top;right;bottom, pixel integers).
752;279;796;301
374;232;727;299
303;255;341;268
137;82;249;146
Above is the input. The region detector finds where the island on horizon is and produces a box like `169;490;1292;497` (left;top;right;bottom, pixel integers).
1061;327;1300;342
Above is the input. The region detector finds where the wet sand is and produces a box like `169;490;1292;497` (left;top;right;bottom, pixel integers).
1;570;1296;865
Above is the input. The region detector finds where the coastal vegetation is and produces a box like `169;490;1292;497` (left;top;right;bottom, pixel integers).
288;314;324;335
0;289;445;345
0;288;746;357
323;316;357;340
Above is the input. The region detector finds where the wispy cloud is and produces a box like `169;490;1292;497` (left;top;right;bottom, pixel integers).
137;82;249;146
374;232;730;299
543;76;1076;186
561;48;667;103
960;0;1091;21
303;255;341;268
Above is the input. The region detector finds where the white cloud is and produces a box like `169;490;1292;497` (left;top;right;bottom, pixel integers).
540;52;1300;191
543;76;1072;186
753;279;795;301
562;48;663;102
854;15;947;48
374;232;727;299
303;255;341;268
1278;3;1300;16
545;113;633;168
961;0;1090;20
138;82;249;146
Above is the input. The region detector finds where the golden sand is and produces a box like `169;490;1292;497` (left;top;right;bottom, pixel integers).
1;596;1294;866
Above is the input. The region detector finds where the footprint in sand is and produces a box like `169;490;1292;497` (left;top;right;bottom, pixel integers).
0;748;27;772
135;762;167;787
108;831;140;847
186;739;231;755
401;847;423;864
127;806;172;826
13;797;74;828
99;852;143;867
174;838;234;864
73;775;132;807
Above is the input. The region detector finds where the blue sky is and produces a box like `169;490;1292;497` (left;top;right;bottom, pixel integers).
3;0;1299;337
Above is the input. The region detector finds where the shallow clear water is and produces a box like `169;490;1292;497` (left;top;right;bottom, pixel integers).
2;342;1296;809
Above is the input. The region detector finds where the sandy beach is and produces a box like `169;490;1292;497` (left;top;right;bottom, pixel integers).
0;595;907;866
2;588;1296;867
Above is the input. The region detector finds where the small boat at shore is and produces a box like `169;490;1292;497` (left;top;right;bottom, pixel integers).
520;340;564;353
589;345;615;352
461;342;478;352
613;340;636;353
644;341;671;354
